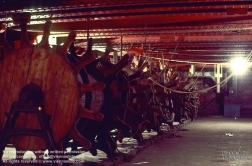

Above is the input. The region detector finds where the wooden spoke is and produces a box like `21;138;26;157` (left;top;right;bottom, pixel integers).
76;47;86;55
127;47;144;56
73;38;96;72
78;105;104;121
137;56;146;69
10;13;31;47
137;78;149;86
39;21;52;47
100;43;113;61
138;61;148;72
128;71;141;81
129;80;139;87
58;31;76;55
69;127;92;150
0;33;12;52
73;54;96;73
103;54;129;77
20;23;31;47
80;82;105;94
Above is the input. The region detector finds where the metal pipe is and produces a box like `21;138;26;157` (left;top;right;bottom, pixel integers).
2;1;252;15
120;36;123;60
87;18;89;40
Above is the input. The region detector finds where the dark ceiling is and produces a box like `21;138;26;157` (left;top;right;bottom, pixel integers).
1;0;252;70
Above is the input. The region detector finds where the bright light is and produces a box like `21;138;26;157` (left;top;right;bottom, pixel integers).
93;48;106;52
230;57;249;75
133;162;149;165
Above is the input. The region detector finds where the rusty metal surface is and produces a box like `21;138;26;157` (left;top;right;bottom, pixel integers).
1;0;252;66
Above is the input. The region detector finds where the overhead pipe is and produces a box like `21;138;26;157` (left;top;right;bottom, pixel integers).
1;1;252;16
214;64;223;93
0;9;233;22
87;18;90;40
120;36;123;60
3;9;252;26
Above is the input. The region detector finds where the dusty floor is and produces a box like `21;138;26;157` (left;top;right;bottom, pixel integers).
2;123;173;166
2;117;252;166
121;116;252;166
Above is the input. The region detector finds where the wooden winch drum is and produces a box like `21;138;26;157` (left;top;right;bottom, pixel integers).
78;68;104;113
0;21;89;151
130;84;149;111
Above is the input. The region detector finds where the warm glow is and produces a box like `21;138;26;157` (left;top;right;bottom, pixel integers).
230;57;249;75
34;35;42;45
38;106;42;111
133;162;149;165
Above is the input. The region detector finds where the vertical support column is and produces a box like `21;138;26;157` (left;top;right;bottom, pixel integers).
214;64;222;93
113;51;118;64
189;64;195;76
120;36;123;61
87;18;90;40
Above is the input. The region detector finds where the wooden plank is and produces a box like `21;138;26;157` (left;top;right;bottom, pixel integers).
0;50;17;130
14;45;51;150
13;115;46;151
7;46;32;105
44;51;75;143
0;49;6;130
8;46;34;150
24;45;50;150
52;62;79;142
26;45;50;89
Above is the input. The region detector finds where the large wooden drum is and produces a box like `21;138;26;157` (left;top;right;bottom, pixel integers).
0;20;102;151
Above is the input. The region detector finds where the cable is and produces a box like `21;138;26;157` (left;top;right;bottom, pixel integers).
148;72;234;94
4;12;7;39
146;47;252;94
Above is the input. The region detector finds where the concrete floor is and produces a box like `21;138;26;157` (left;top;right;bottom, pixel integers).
121;117;252;166
2;117;252;166
2;124;172;166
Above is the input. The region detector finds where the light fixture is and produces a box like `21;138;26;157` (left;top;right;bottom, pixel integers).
230;57;249;75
